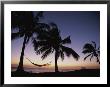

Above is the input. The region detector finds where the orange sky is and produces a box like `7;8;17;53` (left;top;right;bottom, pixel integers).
11;11;100;71
12;55;100;70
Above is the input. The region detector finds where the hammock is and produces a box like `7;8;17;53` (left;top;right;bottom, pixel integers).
26;58;51;67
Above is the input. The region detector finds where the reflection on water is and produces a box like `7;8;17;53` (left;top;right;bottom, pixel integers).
11;67;76;73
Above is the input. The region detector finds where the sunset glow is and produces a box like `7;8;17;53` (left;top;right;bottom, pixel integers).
11;11;100;73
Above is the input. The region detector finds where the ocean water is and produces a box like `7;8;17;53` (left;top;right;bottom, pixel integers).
12;67;75;73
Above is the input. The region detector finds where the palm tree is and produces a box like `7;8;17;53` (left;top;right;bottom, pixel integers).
32;23;80;72
11;11;49;72
82;41;100;64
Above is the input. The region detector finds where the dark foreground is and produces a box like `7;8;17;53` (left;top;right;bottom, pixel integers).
11;69;100;77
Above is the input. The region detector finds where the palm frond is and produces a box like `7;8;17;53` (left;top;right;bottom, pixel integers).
32;39;39;51
50;22;60;37
92;41;96;48
82;49;91;54
62;36;71;44
82;41;100;64
25;36;30;44
50;22;58;29
84;54;91;60
36;46;51;55
11;12;25;29
37;35;49;41
11;32;24;40
90;54;94;61
11;12;20;28
60;51;64;61
96;56;100;63
37;30;49;41
97;51;100;56
61;46;79;60
97;47;100;55
32;38;49;50
37;23;50;30
41;48;53;60
83;43;94;51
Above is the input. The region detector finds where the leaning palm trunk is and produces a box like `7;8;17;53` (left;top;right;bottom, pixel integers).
55;51;59;72
16;36;27;72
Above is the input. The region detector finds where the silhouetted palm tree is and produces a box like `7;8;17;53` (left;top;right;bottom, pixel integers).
11;11;49;72
82;41;100;64
33;23;79;72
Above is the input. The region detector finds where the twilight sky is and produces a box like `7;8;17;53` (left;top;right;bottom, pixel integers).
11;11;100;72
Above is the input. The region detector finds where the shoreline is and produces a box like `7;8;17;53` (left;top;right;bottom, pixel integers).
11;69;100;77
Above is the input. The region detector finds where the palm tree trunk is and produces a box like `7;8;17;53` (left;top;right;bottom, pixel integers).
16;36;27;72
55;51;59;72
